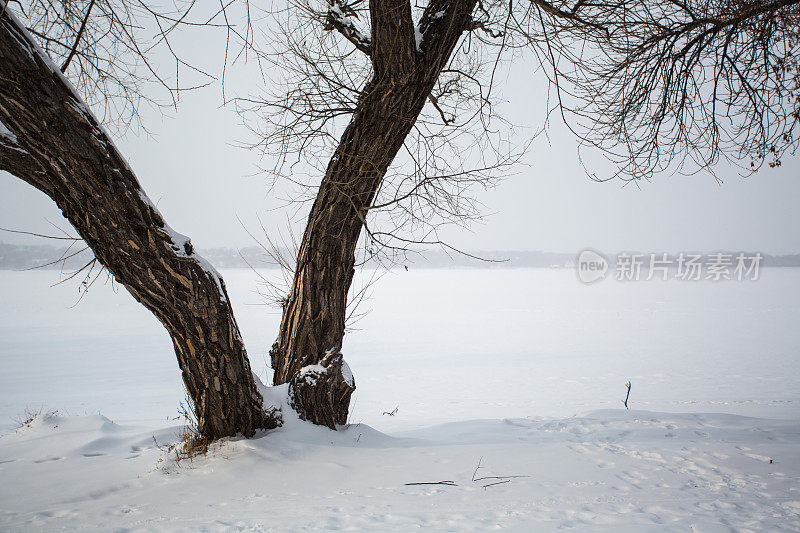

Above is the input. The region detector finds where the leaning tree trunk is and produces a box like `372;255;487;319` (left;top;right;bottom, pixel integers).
271;0;478;428
0;10;279;439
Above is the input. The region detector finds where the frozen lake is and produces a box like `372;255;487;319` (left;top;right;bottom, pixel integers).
1;267;798;432
2;266;800;531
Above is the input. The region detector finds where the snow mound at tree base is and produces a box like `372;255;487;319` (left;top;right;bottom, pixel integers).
1;409;798;531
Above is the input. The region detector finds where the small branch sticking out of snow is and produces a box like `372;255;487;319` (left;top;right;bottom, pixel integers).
623;381;632;409
471;457;529;488
472;456;484;481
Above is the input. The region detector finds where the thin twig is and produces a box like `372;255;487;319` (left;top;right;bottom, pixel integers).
473;475;530;481
472;456;483;481
61;0;96;72
0;226;80;241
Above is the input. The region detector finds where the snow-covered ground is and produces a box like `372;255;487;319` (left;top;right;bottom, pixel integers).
1;268;799;531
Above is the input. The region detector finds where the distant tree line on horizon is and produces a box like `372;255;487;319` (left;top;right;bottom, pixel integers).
2;243;800;271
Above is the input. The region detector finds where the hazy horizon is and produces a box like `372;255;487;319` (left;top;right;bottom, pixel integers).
1;17;798;255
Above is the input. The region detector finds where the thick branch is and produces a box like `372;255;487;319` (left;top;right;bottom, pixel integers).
369;0;415;76
0;8;279;439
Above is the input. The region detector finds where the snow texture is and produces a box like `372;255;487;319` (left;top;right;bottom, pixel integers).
0;119;17;143
341;359;355;387
0;118;26;154
1;408;798;531
1;268;799;530
295;353;353;387
296;363;328;386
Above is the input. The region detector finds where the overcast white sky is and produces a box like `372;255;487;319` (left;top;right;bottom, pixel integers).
1;12;798;256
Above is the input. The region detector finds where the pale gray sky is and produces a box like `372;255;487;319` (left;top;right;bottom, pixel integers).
1;20;798;256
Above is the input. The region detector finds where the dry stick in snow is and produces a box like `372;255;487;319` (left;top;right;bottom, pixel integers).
472;456;484;481
406;458;529;489
624;381;632;409
482;480;511;489
472;457;530;487
473;475;530;481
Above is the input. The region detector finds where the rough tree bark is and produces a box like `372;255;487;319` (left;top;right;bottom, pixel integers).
0;10;279;439
271;0;478;428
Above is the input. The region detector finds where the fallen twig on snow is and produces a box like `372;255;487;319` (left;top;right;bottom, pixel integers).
482;480;511;489
472;457;529;486
473;475;530;481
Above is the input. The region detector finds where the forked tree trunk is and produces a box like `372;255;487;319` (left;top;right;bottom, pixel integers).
0;10;279;439
271;0;477;428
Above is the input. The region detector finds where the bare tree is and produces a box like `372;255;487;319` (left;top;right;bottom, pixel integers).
2;0;797;438
244;0;533;428
0;1;279;439
247;0;798;427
